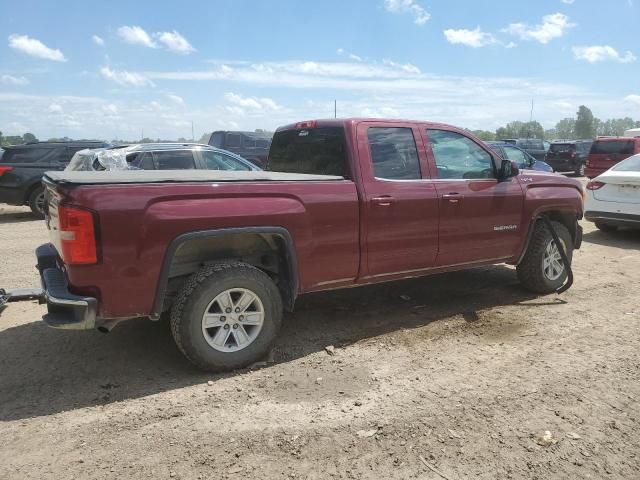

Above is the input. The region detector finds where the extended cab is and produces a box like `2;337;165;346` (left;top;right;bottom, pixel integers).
36;119;584;371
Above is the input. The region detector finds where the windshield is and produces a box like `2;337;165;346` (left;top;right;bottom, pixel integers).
590;140;635;155
267;127;346;176
613;154;640;172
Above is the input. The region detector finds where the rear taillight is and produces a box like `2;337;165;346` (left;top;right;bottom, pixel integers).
586;180;605;190
0;166;13;177
58;205;97;265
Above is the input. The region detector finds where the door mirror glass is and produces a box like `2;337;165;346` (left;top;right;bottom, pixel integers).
499;159;519;179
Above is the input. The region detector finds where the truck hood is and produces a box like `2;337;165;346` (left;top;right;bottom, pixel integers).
44;169;344;185
518;171;583;191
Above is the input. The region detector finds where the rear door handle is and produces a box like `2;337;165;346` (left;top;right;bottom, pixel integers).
442;193;464;204
371;195;394;206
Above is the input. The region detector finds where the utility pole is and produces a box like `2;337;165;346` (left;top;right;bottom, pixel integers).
141;128;144;142
334;100;337;119
191;121;195;142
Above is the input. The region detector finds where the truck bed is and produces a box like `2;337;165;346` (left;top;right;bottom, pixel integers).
44;170;344;185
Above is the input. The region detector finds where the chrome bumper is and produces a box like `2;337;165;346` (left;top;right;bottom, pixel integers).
36;243;97;330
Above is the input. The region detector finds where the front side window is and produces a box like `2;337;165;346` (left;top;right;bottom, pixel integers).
202;150;251;171
368;127;420;180
503;146;527;164
428;130;495;179
210;132;224;148
153;150;196;170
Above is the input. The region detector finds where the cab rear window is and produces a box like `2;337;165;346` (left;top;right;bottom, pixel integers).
268;127;346;177
590;140;635;155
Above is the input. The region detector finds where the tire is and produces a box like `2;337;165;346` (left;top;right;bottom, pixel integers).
28;186;46;219
170;262;283;372
517;220;573;294
574;162;585;177
595;222;618;233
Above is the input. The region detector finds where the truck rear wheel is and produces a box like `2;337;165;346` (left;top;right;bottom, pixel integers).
517;220;573;294
28;186;46;219
170;262;282;372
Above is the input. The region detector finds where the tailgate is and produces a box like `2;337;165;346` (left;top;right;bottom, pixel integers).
43;178;63;255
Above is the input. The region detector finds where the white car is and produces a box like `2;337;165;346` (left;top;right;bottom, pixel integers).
585;154;640;232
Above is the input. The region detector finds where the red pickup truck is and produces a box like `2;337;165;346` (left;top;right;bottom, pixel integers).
36;119;584;371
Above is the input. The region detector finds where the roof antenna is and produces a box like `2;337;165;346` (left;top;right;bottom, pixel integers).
334;99;337;119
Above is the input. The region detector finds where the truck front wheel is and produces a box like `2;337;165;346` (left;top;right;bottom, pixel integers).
170;262;283;372
517;220;573;294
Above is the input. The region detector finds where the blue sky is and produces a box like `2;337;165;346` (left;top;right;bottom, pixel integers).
1;0;639;140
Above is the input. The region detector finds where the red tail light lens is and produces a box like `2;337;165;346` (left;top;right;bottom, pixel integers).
58;206;97;265
294;120;317;130
0;166;13;177
586;180;605;190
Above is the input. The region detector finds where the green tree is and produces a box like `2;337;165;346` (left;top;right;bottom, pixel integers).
574;105;595;139
470;130;496;141
22;132;38;143
554;118;575;140
495;120;544;140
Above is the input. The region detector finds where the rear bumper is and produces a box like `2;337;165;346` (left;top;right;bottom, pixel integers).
36;243;97;330
546;158;579;171
584;211;640;227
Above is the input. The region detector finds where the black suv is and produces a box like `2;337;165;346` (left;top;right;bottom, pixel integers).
207;131;273;168
545;140;593;176
0;141;110;217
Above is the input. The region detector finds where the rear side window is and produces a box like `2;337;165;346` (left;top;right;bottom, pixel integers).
210;132;224;148
613;155;640;171
519;139;544;150
428;129;495;179
225;133;242;148
268;127;346;176
590;140;635;155
1;147;57;163
368;127;420;180
152;151;196;170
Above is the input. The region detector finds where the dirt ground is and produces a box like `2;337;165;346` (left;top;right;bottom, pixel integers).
1;197;639;480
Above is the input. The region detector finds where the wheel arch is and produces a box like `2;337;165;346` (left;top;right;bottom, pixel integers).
516;209;580;264
152;227;299;317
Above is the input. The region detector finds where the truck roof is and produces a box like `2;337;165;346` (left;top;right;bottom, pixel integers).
43;169;344;185
274;118;461;132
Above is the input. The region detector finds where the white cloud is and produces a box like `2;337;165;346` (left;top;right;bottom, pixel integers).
625;95;640;105
382;59;421;74
1;74;29;86
48;103;63;114
92;35;105;46
224;92;282;112
561;0;575;4
155;30;195;54
573;45;636;63
383;0;430;26
117;26;157;48
8;34;66;62
504;13;574;44
337;48;363;62
102;103;119;115
165;94;185;105
444;27;497;48
100;66;155;87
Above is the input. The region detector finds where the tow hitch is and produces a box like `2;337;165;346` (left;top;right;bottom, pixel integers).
0;288;45;310
541;216;574;294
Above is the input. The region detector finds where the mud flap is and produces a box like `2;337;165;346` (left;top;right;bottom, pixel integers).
541;217;574;294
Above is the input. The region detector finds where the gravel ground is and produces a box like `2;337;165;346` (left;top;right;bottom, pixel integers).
1;200;639;480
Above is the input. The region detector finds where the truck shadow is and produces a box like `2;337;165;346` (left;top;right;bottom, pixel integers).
0;211;39;224
0;265;558;421
582;229;640;250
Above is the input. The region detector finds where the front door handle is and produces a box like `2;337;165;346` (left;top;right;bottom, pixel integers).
371;195;394;206
442;193;464;204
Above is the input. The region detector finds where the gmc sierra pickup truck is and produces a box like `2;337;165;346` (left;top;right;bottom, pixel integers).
34;119;584;371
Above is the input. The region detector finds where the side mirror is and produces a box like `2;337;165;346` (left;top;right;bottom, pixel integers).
499;159;519;180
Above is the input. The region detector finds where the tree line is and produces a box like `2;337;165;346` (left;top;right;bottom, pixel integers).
471;105;640;142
